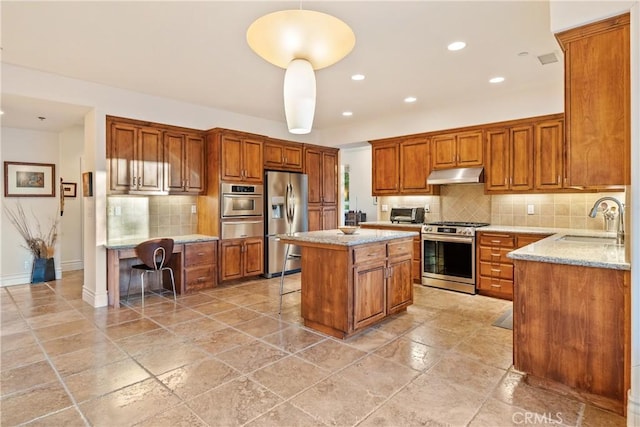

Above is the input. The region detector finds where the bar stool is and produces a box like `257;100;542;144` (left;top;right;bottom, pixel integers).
126;238;177;307
278;240;301;314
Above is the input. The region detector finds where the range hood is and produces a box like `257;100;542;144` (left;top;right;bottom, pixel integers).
427;167;484;185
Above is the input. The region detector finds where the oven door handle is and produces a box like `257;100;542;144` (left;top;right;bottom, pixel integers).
223;194;262;199
422;234;474;244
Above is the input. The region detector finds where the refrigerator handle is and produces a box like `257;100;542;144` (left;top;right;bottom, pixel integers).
284;183;291;225
287;183;295;224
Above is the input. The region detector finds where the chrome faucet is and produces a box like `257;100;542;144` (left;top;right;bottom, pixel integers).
589;196;624;245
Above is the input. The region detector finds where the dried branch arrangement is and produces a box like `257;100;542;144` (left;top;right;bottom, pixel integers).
3;202;58;259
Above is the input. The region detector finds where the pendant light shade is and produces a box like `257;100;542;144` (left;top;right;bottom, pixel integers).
247;9;355;134
284;59;316;134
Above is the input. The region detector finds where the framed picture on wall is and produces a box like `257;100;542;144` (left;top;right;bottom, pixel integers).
62;182;77;198
4;161;56;197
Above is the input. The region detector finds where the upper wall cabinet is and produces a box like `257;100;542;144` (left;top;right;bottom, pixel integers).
165;131;206;194
264;138;304;172
431;130;483;170
219;131;263;183
556;13;630;188
485;126;534;193
107;120;165;194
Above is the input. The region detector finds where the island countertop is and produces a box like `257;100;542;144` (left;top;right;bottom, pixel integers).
278;228;419;247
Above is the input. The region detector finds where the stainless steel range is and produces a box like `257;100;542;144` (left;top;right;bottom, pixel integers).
421;221;489;294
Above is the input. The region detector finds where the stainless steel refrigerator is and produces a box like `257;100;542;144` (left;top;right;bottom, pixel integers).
264;171;308;278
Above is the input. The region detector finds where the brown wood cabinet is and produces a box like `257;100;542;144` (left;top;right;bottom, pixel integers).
534;119;564;191
476;231;549;300
305;145;338;230
432;130;483;170
556;13;630;189
264;138;303;172
183;241;217;293
359;223;422;284
164;131;206;194
219;131;263;183
219;237;263;282
485;126;534;192
513;260;630;415
107;120;165;194
386;239;414;314
370;136;438;196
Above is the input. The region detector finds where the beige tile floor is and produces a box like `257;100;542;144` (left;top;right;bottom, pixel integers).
0;271;627;426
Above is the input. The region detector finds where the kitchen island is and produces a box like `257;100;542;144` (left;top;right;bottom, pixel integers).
507;232;630;415
279;229;418;339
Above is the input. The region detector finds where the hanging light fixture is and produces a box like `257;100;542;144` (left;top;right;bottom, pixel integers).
247;9;355;134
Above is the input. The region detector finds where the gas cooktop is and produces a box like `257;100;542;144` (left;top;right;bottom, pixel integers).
425;221;490;228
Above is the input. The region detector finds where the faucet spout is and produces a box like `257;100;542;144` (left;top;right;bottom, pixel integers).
589;196;624;245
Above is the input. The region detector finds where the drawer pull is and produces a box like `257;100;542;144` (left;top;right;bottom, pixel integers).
491;240;501;243
491;268;502;273
490;284;501;288
490;252;501;257
197;277;207;282
197;252;205;256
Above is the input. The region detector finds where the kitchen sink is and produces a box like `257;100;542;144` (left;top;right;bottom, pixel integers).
556;235;618;244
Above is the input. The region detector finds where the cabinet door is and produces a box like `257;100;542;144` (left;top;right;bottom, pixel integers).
282;144;304;171
371;142;400;194
220;134;244;182
243;237;264;277
219;239;243;281
400;137;432;194
242;137;264;183
432;134;457;169
305;148;322;204
108;122;136;192
387;257;413;314
560;15;630;187
353;262;387;330
135;127;164;193
457;131;483;167
264;140;285;169
485;129;510;192
184;133;205;193
165;132;186;192
322;206;337;230
534;120;564;190
321;150;338;205
509;126;534;191
308;206;322;231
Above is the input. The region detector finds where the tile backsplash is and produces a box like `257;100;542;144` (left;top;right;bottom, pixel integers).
107;195;198;241
378;186;626;231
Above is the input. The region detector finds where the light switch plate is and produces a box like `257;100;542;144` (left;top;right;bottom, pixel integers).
191;204;197;214
381;204;389;212
527;204;535;215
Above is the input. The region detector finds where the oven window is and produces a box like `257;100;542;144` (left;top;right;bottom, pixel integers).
231;198;255;211
423;239;472;280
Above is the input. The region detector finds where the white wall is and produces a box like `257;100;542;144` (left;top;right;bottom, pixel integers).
59;126;84;271
340;145;377;223
1;127;61;285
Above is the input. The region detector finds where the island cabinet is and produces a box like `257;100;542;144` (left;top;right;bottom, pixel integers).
476;232;549;300
218;130;264;183
370;136;438;196
305;145;338;231
219;237;263;282
556;13;630;188
263;138;303;172
431;130;483;170
280;231;415;339
107;120;165;194
164;131;206;194
513;260;630;415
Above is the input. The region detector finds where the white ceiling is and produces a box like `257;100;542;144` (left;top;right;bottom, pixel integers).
0;1;563;134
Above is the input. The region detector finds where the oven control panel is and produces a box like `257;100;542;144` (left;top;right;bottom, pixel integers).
422;225;475;236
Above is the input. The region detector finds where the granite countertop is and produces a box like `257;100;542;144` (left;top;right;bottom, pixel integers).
278;228;419;247
359;221;423;230
507;231;629;271
105;234;218;250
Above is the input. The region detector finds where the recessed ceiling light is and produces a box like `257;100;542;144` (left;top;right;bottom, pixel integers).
518;51;529;57
342;111;353;117
447;41;466;51
489;77;505;84
0;111;4;115
404;96;417;103
351;74;365;81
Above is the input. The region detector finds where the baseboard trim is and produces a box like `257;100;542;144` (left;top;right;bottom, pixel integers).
628;389;640;426
61;260;83;271
82;285;108;308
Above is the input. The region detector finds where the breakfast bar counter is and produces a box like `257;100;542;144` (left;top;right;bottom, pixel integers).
279;229;418;339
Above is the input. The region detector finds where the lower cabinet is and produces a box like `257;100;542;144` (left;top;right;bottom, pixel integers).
219;237;263;282
183;241;217;293
476;232;550;300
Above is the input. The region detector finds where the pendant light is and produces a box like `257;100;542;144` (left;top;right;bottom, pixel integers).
247;9;355;134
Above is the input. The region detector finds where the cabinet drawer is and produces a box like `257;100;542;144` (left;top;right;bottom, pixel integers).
478;233;515;248
477;276;513;295
353;245;387;264
388;240;413;260
479;246;512;264
184;266;216;292
184;242;216;267
479;262;514;280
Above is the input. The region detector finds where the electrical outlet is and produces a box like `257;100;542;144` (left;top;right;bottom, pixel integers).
114;206;122;216
527;204;535;215
424;204;430;213
381;204;389;212
191;204;197;214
